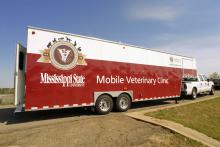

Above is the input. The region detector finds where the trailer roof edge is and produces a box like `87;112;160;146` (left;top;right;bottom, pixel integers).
27;26;194;59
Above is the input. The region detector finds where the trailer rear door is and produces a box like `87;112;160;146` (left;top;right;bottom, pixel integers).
14;44;26;111
182;58;196;78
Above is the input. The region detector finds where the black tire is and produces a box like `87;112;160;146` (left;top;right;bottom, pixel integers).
95;95;113;115
209;86;215;95
191;88;197;99
115;94;131;112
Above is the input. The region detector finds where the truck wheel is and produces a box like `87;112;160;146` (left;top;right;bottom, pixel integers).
191;88;197;99
115;94;131;112
209;86;215;95
95;95;113;115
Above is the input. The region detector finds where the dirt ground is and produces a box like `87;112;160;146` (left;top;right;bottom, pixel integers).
0;92;218;146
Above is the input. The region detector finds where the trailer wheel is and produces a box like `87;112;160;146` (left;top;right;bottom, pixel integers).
115;94;131;112
191;88;197;99
95;95;113;115
209;86;215;95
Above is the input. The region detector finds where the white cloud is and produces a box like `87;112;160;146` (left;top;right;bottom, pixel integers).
127;3;183;22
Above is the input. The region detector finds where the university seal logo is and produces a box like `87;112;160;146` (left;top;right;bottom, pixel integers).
50;41;78;70
37;37;87;70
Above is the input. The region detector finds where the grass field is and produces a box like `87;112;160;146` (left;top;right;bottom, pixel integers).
146;97;220;141
0;88;14;105
0;94;14;105
0;88;14;94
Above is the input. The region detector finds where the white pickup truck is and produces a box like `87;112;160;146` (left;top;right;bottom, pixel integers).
181;74;215;99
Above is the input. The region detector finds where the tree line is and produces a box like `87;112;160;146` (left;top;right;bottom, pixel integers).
209;72;220;79
0;88;14;94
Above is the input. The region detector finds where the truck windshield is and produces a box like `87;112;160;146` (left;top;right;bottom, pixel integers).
202;75;208;81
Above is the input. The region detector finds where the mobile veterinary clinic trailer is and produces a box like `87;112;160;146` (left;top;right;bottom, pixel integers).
15;27;197;114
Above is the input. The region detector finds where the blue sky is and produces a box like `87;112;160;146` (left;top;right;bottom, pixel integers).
0;0;220;88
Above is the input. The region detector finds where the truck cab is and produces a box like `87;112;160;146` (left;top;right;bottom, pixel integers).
181;74;215;99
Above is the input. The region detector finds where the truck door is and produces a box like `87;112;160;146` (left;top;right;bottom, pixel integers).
202;75;210;92
14;44;26;107
198;75;205;92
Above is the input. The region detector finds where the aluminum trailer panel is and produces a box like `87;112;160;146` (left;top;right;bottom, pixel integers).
15;27;197;112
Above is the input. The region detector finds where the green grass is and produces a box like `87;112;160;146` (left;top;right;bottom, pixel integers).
172;133;207;147
146;97;220;141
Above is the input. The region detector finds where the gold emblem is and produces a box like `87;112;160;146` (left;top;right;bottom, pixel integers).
37;38;87;70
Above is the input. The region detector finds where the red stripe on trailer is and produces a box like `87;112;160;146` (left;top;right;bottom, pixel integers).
183;69;197;78
24;53;196;110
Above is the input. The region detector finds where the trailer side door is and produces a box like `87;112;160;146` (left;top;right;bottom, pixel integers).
14;43;26;107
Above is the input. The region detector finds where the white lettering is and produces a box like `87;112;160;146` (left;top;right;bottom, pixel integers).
40;73;85;87
96;75;169;85
96;75;124;84
157;77;169;84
